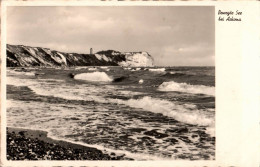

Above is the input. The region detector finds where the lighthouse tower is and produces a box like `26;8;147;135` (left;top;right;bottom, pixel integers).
90;48;93;55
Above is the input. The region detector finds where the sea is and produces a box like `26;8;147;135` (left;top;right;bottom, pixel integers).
6;66;215;160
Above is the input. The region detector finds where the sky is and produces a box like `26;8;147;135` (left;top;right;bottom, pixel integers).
7;6;214;66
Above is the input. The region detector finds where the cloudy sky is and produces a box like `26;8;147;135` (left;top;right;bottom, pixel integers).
7;6;214;66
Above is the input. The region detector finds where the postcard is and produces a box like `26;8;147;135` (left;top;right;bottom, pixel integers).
1;1;259;167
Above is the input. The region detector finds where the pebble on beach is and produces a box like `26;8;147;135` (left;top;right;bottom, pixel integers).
7;129;133;160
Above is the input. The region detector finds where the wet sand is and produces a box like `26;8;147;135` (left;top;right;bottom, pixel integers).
7;127;132;160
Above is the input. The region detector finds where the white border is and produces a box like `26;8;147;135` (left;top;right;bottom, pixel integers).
1;1;7;165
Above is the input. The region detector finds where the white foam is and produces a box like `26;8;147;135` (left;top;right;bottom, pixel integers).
7;99;170;160
47;135;169;160
30;83;107;102
75;66;88;70
8;70;35;76
124;67;132;70
139;79;144;84
119;96;214;128
131;68;141;71
74;72;112;82
158;81;215;96
205;126;215;137
149;68;165;72
170;72;176;74
118;90;143;96
8;125;170;160
7;70;23;75
7;77;32;87
88;67;97;71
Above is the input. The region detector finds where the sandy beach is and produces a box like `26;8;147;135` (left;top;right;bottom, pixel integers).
7;127;132;160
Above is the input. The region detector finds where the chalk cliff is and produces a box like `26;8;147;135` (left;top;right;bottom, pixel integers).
6;44;154;67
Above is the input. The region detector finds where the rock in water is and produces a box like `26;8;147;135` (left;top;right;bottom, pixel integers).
69;73;75;78
113;76;128;82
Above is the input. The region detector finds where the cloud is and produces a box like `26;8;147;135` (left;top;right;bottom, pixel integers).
6;6;214;66
155;43;214;66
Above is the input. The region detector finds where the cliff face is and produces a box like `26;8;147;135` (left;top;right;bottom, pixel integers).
6;44;154;67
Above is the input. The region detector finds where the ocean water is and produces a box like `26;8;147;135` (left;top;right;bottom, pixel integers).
6;66;215;160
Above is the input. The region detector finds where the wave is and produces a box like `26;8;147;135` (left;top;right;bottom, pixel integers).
113;76;128;82
119;96;215;137
130;68;141;71
88;67;97;71
6;124;170;160
74;72;112;82
8;70;36;76
37;78;64;82
158;81;215;96
100;66;108;69
47;134;169;160
122;96;214;126
123;67;132;70
7;76;35;87
75;66;88;70
149;68;165;72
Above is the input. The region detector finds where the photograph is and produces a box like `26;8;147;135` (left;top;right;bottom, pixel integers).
5;5;215;161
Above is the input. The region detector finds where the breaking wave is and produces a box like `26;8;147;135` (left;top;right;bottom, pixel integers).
121;96;214;130
74;72;112;82
158;81;215;96
149;68;165;72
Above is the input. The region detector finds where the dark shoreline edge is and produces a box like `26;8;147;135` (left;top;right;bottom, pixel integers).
7;127;133;160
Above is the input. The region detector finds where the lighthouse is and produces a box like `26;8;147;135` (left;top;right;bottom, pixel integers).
90;48;93;55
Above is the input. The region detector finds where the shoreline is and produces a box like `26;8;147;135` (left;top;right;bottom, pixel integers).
7;127;133;160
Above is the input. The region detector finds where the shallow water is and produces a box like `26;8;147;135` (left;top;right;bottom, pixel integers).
6;66;215;160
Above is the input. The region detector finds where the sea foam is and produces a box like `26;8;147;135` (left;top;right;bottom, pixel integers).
7;76;36;87
74;72;112;82
158;81;215;96
122;96;214;127
139;79;144;84
8;70;36;76
88;67;97;71
149;68;165;72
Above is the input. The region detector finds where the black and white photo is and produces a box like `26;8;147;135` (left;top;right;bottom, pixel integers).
5;5;215;161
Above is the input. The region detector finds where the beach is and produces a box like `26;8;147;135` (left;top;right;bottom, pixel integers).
7;127;131;160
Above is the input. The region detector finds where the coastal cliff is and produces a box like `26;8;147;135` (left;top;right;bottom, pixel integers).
6;44;154;67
